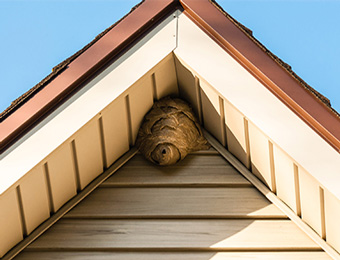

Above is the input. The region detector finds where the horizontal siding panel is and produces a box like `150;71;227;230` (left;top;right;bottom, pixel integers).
27;219;319;250
0;189;22;258
189;147;219;154
103;166;250;187
126;154;229;167
65;187;285;218
14;251;332;260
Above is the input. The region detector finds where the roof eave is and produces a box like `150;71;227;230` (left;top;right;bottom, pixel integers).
180;0;340;152
0;0;180;154
2;0;340;155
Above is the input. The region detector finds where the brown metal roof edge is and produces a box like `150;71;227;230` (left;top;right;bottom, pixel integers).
0;0;180;153
3;0;333;123
180;0;340;152
0;1;145;122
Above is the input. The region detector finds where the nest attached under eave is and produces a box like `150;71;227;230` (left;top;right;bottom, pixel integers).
136;97;210;166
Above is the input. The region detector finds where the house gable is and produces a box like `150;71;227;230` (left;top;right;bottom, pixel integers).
1;0;340;259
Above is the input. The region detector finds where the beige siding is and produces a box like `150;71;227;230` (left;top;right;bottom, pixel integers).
13;252;332;260
224;100;248;167
45;144;77;212
101;97;130;167
73;119;103;190
0;190;22;258
102;153;250;187
325;190;340;251
19;166;50;235
248;122;273;190
26;219;318;250
128;79;154;144
65;187;284;218
175;56;202;122
15;150;328;259
153;55;178;99
299;168;323;236
200;80;225;144
273;145;299;214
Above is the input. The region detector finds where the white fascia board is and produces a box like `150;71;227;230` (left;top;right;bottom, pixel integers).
175;13;340;199
0;11;179;195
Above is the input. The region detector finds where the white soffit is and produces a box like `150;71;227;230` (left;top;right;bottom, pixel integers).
174;13;340;199
0;10;179;195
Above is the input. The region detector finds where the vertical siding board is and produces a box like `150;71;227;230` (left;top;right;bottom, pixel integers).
244;119;251;169
195;77;203;124
273;145;298;213
200;80;223;143
174;56;200;117
224;101;248;166
248;123;273;190
319;187;326;239
46;144;77;212
19;166;50;235
101;98;130;167
0;189;23;258
293;164;302;216
268;142;276;193
299;168;323;236
151;73;158;101
218;97;227;147
325;189;340;251
74;120;103;190
125;95;134;147
129;80;154;144
154;56;178;99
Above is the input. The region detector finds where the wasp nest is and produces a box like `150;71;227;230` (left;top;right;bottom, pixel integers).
136;97;210;166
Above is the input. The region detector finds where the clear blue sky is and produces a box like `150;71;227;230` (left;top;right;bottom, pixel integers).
1;0;340;113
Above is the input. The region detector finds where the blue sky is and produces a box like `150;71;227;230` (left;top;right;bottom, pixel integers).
1;0;340;113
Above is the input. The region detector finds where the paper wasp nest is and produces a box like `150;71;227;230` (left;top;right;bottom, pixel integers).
136;97;210;165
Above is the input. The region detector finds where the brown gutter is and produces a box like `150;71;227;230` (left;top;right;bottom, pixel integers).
180;0;340;152
0;0;179;153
